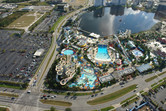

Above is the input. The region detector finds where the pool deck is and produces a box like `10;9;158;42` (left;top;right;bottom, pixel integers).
87;45;116;64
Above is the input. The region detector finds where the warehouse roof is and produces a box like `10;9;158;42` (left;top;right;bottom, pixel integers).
136;63;152;73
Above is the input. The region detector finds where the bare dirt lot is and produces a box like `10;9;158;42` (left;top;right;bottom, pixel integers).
7;12;43;31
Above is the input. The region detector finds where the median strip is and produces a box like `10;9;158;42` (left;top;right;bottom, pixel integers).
0;92;19;97
101;106;114;111
87;84;137;105
120;94;139;107
145;71;166;82
43;90;102;96
40;99;72;106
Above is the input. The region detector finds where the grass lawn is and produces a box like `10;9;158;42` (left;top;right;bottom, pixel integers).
145;71;166;82
40;99;72;106
120;94;140;107
43;90;102;96
0;92;18;97
101;106;114;111
8;12;43;28
121;96;139;107
152;79;166;90
87;84;137;105
0;84;22;89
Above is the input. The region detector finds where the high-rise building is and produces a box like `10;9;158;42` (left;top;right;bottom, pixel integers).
132;0;140;6
111;0;126;5
93;7;105;17
110;5;125;16
154;4;166;20
94;0;106;6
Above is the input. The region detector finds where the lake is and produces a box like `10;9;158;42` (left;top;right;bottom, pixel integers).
79;6;159;36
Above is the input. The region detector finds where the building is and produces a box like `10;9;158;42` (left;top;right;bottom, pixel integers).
146;0;154;8
154;4;166;21
93;7;105;17
0;3;17;9
99;74;114;83
132;49;143;59
136;63;152;73
153;49;166;59
77;38;87;47
94;0;106;6
130;102;155;111
113;67;135;79
89;33;100;39
133;0;141;6
158;37;166;44
115;59;122;65
111;0;126;5
127;41;136;49
57;3;69;12
33;49;45;58
146;41;166;53
110;5;125;16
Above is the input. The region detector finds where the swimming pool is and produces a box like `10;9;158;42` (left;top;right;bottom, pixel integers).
69;67;97;89
95;45;111;61
63;49;74;55
132;49;143;58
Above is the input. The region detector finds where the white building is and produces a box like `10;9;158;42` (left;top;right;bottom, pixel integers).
33;49;45;58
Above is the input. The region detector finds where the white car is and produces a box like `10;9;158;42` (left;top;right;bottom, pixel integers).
27;90;31;93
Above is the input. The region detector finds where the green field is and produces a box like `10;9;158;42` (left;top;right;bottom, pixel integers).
87;84;137;105
8;12;43;29
145;71;166;82
40;99;72;106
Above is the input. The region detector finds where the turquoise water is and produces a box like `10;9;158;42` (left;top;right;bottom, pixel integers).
95;45;111;61
69;67;97;89
132;50;143;57
63;49;74;55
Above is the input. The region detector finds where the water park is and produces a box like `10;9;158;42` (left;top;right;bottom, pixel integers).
52;24;150;90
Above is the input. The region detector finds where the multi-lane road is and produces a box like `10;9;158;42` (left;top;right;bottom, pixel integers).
0;68;165;111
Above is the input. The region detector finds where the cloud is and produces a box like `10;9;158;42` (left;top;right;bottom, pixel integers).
124;8;141;15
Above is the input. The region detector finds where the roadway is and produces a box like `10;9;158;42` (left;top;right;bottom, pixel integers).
9;0;93;111
0;68;164;111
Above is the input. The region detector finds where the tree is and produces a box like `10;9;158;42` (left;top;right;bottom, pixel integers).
65;108;72;111
50;106;56;111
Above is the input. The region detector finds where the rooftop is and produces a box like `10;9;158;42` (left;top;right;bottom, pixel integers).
136;63;152;73
99;74;114;83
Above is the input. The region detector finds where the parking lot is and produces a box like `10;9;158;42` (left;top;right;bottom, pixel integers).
33;10;59;33
149;87;166;110
0;30;51;83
